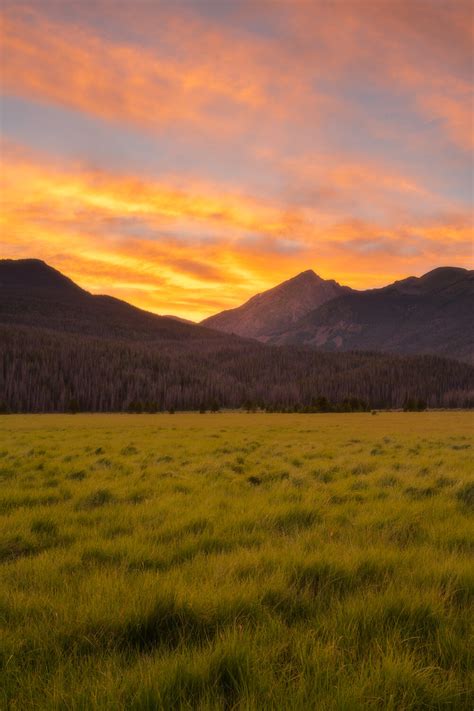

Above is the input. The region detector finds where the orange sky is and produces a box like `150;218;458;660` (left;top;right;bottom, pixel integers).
1;1;473;320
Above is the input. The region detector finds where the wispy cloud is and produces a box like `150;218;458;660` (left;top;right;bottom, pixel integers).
1;143;471;318
1;1;472;317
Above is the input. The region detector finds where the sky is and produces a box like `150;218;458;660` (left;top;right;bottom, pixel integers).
1;0;473;321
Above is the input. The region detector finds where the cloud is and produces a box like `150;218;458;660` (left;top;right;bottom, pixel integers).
1;5;317;140
1;1;472;317
3;0;472;152
1;143;471;318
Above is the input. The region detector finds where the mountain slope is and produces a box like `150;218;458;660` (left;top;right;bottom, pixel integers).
1;258;472;412
268;267;474;362
201;270;351;340
0;259;233;344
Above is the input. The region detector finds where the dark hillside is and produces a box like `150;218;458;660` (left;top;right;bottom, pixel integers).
1;259;472;412
0;259;235;343
268;268;474;363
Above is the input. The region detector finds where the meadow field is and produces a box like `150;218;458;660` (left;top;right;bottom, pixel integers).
0;412;472;710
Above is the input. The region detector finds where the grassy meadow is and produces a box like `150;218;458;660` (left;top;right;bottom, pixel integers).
0;412;473;710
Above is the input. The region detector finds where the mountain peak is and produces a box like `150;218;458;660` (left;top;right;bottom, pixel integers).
295;269;317;278
423;266;468;277
290;269;324;282
0;258;84;294
390;266;473;295
0;258;231;343
202;269;350;339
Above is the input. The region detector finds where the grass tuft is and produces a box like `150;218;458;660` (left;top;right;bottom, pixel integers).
75;488;115;510
456;482;474;509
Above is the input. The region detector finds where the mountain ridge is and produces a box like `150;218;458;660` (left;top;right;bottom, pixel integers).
0;258;232;344
202;269;352;339
1;258;472;412
202;265;473;362
2;258;472;363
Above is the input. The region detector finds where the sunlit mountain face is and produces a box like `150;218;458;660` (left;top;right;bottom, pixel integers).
1;0;472;321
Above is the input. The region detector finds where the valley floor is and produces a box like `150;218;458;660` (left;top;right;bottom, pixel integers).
0;413;473;709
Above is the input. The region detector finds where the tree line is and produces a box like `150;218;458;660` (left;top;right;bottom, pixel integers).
0;324;472;413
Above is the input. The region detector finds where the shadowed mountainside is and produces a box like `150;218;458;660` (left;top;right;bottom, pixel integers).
1;259;472;412
203;266;473;363
201;270;351;340
267;268;473;363
0;259;232;343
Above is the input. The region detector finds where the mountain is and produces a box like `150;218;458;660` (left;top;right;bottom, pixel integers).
0;259;231;344
203;266;473;363
267;267;474;362
201;270;351;340
1;258;472;412
163;315;196;324
0;258;85;293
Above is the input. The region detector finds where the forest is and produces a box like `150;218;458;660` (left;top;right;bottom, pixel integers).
1;324;472;413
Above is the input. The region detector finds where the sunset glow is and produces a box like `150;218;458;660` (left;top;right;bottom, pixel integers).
1;0;473;320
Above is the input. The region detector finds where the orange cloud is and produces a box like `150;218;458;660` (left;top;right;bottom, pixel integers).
280;0;474;151
3;0;471;153
1;6;312;139
1;144;472;319
418;90;474;151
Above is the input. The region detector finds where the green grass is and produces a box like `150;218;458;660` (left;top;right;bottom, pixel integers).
0;412;473;710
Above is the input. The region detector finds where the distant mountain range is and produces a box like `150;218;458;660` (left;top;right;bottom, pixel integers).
0;258;472;412
203;267;473;363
